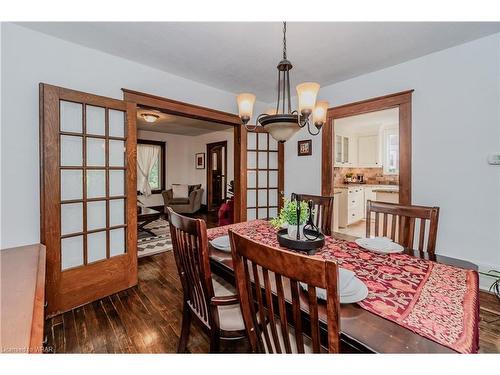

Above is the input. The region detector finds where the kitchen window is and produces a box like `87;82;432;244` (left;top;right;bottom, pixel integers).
383;128;399;175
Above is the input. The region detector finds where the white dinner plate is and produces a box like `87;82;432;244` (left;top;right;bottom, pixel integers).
300;268;368;304
210;235;231;252
355;237;404;254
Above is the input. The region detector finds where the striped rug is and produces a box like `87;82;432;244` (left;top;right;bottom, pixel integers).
137;218;172;258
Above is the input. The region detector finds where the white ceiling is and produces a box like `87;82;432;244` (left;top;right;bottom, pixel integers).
19;22;500;102
137;108;233;136
334;108;399;135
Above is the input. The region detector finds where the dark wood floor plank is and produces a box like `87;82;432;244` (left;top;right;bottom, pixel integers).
101;297;134;353
82;302;107;353
109;293;150;353
51;317;65;353
73;306;95;353
61;310;80;353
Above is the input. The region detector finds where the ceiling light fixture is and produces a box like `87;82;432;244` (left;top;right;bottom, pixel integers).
237;22;328;143
141;113;160;123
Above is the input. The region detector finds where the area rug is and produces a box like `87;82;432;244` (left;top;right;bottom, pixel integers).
137;218;172;258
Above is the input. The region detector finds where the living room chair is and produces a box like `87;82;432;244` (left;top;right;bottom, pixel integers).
163;184;203;214
166;208;246;353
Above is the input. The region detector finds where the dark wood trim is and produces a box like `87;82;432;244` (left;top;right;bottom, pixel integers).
137;139;166;194
122;88;241;126
322;90;413;205
122;88;244;223
206;140;228;211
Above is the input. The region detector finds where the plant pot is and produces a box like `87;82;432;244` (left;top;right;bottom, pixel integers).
287;224;305;240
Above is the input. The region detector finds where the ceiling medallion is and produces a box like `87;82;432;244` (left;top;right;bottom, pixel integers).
236;22;328;142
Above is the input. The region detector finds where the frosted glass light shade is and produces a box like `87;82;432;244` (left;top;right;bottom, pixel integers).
236;93;256;121
296;82;320;114
312;100;329;126
266;121;301;143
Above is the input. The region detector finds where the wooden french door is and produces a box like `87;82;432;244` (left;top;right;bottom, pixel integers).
40;84;137;317
241;127;284;221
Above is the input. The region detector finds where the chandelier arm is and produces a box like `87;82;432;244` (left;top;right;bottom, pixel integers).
307;120;321;136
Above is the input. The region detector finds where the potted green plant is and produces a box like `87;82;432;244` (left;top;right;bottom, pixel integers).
271;198;310;240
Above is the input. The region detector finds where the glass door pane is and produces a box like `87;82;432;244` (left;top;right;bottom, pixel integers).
58;103;128;271
245;130;281;220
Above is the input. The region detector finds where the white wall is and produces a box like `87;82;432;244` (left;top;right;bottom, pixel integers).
136;128;234;207
283;33;500;287
0;23;266;249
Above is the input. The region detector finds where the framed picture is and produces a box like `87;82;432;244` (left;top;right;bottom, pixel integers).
195;153;205;169
297;140;312;156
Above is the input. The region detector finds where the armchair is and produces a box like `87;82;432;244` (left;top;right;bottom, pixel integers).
162;184;204;214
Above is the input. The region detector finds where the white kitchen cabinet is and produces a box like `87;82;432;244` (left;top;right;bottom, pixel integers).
347;186;364;225
363;186;377;218
357;135;380;167
334;134;354;167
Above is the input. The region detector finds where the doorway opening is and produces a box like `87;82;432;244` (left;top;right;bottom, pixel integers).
322;90;413;236
207;141;227;212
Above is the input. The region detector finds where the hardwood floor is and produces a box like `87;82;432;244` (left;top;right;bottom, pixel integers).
43;250;500;354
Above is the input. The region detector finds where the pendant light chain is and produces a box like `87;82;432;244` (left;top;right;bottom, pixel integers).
282;22;287;60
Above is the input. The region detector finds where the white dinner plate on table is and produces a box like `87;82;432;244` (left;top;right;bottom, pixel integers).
355;237;404;254
300;268;368;304
210;235;231;252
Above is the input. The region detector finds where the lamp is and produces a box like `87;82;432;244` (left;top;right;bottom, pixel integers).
236;22;329;142
141;113;159;123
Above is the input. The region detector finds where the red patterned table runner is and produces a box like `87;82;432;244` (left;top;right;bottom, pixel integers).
207;220;479;353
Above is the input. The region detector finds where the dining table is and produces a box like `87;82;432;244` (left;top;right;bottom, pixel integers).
207;219;480;354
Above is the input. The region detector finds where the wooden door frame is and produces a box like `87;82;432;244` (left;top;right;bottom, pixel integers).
321;90;413;205
206;140;228;211
122;89;245;222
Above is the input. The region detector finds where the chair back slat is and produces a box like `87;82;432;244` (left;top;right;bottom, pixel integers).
307;287;321;352
366;201;440;255
229;230;340;353
167;208;215;330
290;280;305;353
262;268;282;353
275;274;292;353
418;219;426;252
293;194;334;235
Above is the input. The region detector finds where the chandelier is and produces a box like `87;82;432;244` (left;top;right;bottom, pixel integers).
236;22;328;143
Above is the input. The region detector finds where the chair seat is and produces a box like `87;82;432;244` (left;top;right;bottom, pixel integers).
211;275;245;332
261;320;314;354
169;198;190;205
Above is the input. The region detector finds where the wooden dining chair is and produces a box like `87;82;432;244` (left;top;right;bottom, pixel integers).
166;208;246;353
228;230;340;353
293;193;334;235
365;200;440;255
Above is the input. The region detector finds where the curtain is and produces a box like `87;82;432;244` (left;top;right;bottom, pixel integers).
137;144;160;197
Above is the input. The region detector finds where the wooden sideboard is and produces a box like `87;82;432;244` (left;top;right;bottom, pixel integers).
1;244;46;353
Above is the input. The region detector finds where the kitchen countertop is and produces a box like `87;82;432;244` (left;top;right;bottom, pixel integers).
334;183;399;189
373;189;399;194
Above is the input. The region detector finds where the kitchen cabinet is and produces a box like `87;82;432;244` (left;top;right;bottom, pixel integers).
334;134;354;167
363;186;377;218
337;186;365;228
357;135;380;167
